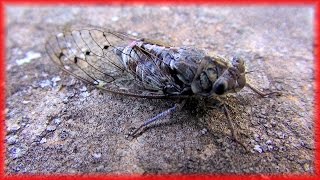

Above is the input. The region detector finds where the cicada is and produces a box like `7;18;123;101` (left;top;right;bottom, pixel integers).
45;27;279;150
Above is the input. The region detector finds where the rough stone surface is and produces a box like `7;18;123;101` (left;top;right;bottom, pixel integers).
5;6;314;174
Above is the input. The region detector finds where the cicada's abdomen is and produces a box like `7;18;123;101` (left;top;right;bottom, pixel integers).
114;41;177;91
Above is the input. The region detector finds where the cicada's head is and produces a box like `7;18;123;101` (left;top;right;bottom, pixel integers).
191;56;246;96
211;56;246;96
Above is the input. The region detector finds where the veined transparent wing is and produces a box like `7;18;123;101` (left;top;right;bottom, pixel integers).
45;28;186;99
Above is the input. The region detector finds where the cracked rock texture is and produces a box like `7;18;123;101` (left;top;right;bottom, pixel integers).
5;6;314;174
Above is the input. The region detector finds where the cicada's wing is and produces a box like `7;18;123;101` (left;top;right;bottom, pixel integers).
45;28;172;98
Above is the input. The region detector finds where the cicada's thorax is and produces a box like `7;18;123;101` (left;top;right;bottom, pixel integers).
117;41;246;96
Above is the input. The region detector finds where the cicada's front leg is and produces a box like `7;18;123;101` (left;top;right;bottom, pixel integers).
205;96;248;151
210;97;249;152
220;103;249;152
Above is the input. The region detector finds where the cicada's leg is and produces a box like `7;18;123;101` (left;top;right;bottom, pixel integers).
246;83;281;98
212;97;248;151
129;100;186;138
221;103;249;152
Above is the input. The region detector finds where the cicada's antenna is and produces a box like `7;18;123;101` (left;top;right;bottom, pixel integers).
244;70;281;97
245;83;281;98
245;70;255;74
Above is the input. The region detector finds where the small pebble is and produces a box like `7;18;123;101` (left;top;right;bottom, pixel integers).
80;92;90;98
131;32;138;36
303;163;310;171
148;106;155;111
59;130;69;140
92;153;102;159
111;16;119;22
7;135;18;145
253;133;260;141
79;86;87;92
127;30;138;36
276;132;286;139
66;92;75;97
40;138;47;144
7;123;21;133
51;76;61;86
253;145;263;153
267;145;273;151
62;97;69;103
16;51;41;65
54;118;61;125
22;100;30;104
96;165;105;171
10;147;24;159
66;78;76;86
51;76;61;82
39;80;52;88
42;72;49;77
200;128;208;135
46;125;56;131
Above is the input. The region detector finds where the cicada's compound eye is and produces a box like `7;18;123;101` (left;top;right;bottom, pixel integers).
232;56;243;64
213;80;228;95
232;56;245;73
